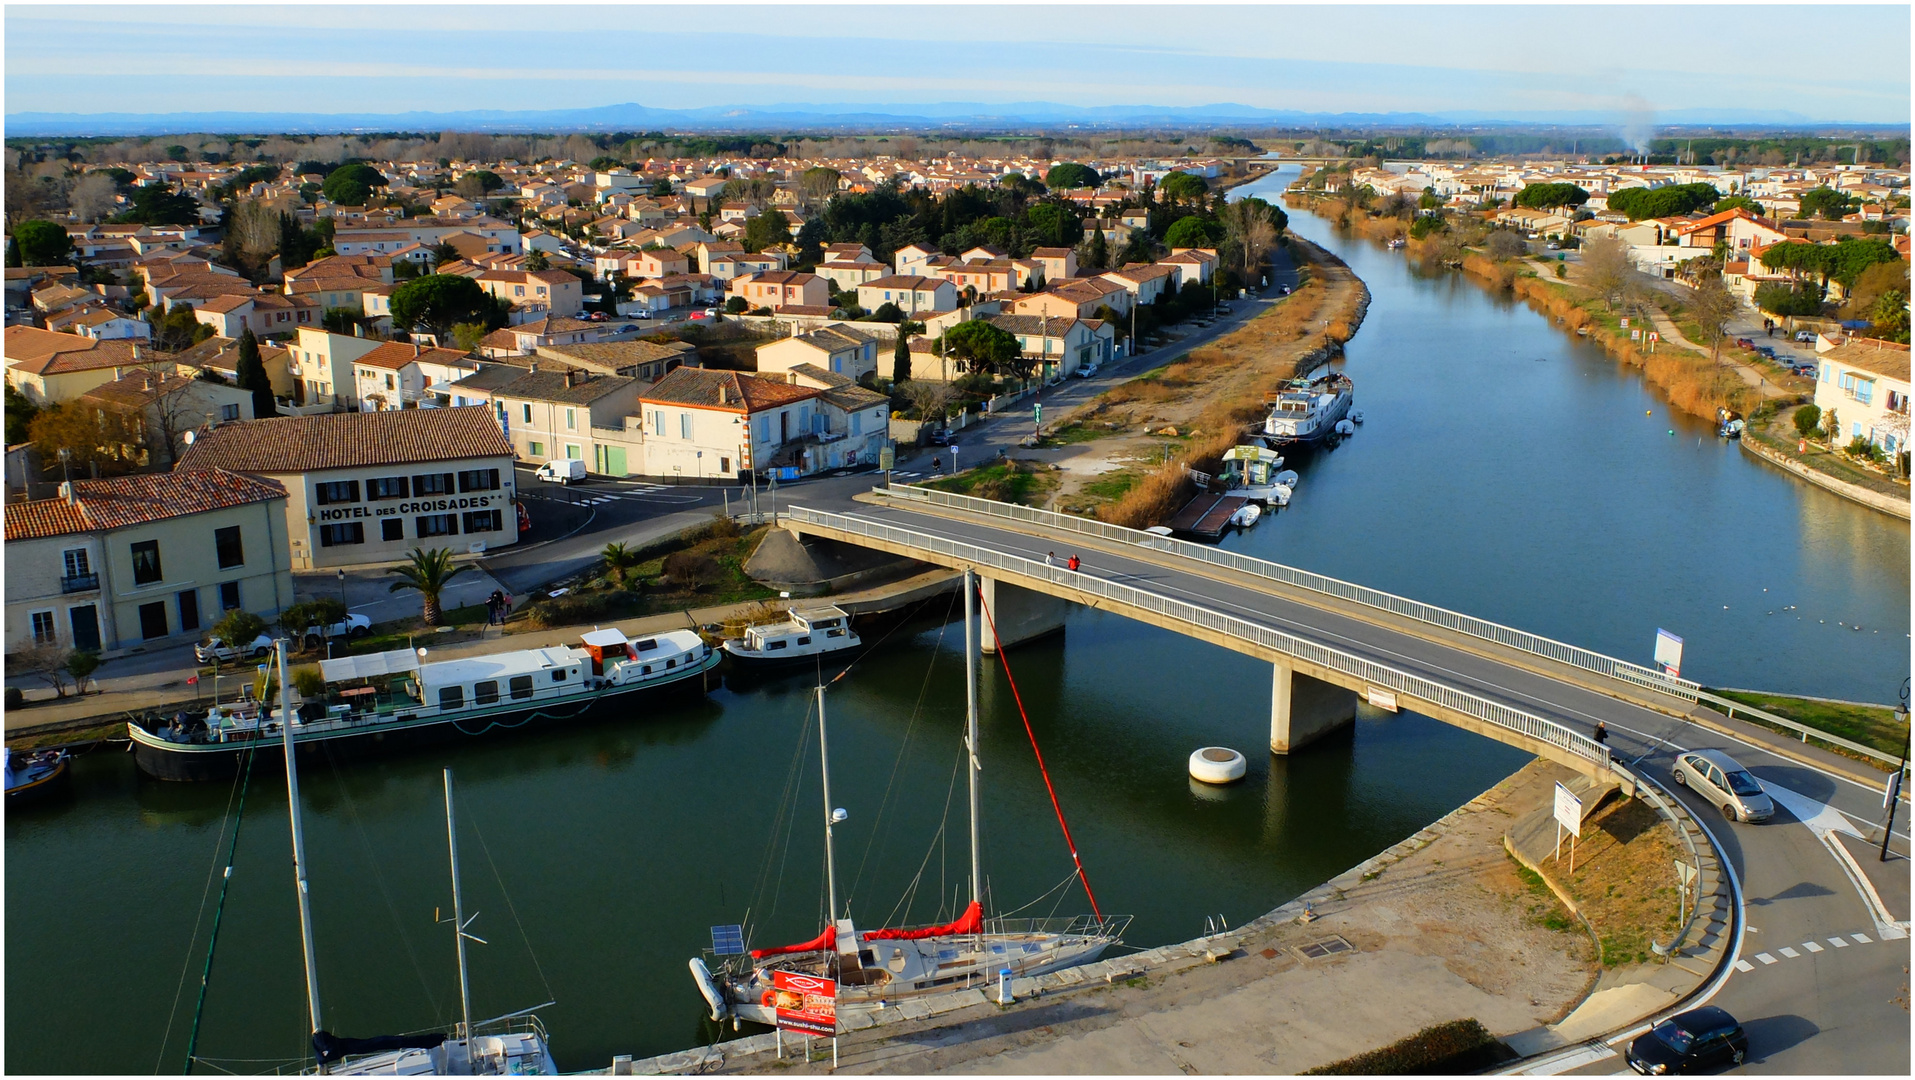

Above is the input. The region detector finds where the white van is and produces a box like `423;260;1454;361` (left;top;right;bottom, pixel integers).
535;458;587;485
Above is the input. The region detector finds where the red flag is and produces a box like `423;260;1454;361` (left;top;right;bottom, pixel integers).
187;675;199;685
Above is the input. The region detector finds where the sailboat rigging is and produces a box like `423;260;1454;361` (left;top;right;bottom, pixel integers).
690;569;1127;1027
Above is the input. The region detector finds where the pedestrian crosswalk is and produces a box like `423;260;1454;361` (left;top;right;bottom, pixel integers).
1732;928;1897;972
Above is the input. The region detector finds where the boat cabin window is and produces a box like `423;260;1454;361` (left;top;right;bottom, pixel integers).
766;640;788;651
635;638;659;652
826;628;846;638
474;680;499;706
666;658;676;669
551;669;567;682
439;686;464;709
797;636;811;646
509;675;534;700
641;665;652;675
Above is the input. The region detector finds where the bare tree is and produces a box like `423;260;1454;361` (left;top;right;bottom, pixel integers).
69;173;120;223
1221;199;1277;280
1484;229;1528;261
1688;275;1740;366
1580;236;1637;310
228;200;282;257
15;644;74;697
900;380;957;431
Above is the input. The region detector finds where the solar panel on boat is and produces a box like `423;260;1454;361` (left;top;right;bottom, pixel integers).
711;925;746;955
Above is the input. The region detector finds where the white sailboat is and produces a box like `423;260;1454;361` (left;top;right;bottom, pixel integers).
691;569;1127;1027
265;640;559;1076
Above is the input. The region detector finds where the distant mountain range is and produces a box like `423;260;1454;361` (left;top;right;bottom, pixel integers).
5;101;1903;138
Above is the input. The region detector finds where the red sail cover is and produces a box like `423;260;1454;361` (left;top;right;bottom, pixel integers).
751;924;836;960
864;901;983;942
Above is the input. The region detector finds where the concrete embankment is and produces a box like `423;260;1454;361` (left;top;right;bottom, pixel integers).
1740;435;1912;519
608;758;1727;1076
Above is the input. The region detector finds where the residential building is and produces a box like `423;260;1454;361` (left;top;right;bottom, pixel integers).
1099;263;1178;305
854;275;958;315
288;328;384;412
1673;208;1790;253
893;243;940;275
731;271;830;310
350;341;478;411
448;366;642;469
4;326;148;405
532;339;696;384
191;291;319;338
778;364;890;470
987;314;1114;379
77;368;256;468
174;406;519;568
636;367;823;480
475;269;584;318
1028;247;1078;283
4;469;293;656
1814;338;1911;456
755;324;879;383
1012;277;1131;320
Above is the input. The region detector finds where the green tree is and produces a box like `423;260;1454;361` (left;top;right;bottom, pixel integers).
387;547;472;626
523;248;549;272
1754;281;1823;318
1163;215;1222;249
5;236;19;268
1797;186;1857;221
1512;183;1589;210
892;331;912;385
936;319;1025;380
322;163;387;206
1086;228;1109;270
743;208;792;253
1023;202;1079;249
119;183;202;226
1045;163;1100;190
1792;404;1822;438
1712;195;1762;215
5;383;40;445
234;326;276;419
601;542;639;588
450;323;490;352
12;220;73;267
210;609;268;652
64;649;101;694
723;296;749;314
1159;172;1208;202
1607;183;1720;221
650;178;675;198
389;274;496;342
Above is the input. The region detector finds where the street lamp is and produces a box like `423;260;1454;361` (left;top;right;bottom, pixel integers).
1882;676;1910;863
337;568;346;606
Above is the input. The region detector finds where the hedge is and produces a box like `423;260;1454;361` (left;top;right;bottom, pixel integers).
1303;1018;1516;1075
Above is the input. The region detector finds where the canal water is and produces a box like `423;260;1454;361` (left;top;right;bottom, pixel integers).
8;169;1907;1075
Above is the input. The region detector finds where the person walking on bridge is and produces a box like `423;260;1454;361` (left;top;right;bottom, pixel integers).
1067;554;1081;573
1593;720;1609;747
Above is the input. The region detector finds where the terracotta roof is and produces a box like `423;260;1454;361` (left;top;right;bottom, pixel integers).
535;340;695;371
4;326;149;375
5;468;287;541
352;341;472;371
469;369;636;404
860;275;947;290
1822;339;1911;382
990;314;1081;337
786;363;888;410
640;367;820;413
77;369;200;409
176;406;512;473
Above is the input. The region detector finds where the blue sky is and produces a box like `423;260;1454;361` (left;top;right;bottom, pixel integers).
5;4;1909;123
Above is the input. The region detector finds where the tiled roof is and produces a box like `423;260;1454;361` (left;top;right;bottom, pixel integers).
77;369;199;408
176;406;513;473
861;275;947;290
640;367;820;412
535;340;695;371
1822;339;1910;382
352;341;473;371
478;370;637;405
4;325;149;375
5;468;287;541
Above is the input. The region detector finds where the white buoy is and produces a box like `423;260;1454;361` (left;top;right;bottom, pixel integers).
1189;747;1247;785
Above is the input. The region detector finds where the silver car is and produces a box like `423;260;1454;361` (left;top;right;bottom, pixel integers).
1673;748;1774;823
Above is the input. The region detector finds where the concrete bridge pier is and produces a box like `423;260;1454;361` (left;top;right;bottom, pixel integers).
1271;659;1358;754
978;576;1070;654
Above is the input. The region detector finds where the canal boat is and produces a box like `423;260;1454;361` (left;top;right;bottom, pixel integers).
1262;373;1354;447
722;605;862;668
1231;502;1263;529
691;569;1128;1028
128;627;720;781
1217;445;1292;506
4;747;70;804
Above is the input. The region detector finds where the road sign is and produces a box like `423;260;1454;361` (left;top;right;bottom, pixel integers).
1365;686;1398;712
1620;317;1630;328
1034;402;1043;425
1648;331;1660;342
1674;860;1697;887
1554;782;1584;838
772;971;836;1037
879;443;895;471
1654;629;1684;677
1630;328;1642;341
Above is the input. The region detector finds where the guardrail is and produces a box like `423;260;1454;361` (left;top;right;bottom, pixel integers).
872;486;1905;773
790;504;1612;770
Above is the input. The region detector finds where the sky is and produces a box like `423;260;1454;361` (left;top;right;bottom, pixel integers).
4;3;1910;124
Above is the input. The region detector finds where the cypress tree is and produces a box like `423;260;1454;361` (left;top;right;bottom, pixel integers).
234;326;276;419
892;331;912;385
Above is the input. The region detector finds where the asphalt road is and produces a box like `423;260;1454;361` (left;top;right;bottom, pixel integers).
788;498;1909;1076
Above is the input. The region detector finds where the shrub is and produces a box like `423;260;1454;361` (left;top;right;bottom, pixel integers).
65;650;101;692
1302;1018;1515;1075
4;686;21;711
704;511;741;540
526;590;644;629
1792;404;1822;438
291;665;327;698
661;550;719;588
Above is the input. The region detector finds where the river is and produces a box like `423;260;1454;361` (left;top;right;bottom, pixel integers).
7;169;1907;1075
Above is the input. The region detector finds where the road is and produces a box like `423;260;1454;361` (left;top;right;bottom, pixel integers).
783;496;1909;1075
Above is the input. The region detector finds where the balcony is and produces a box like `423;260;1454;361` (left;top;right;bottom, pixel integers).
61;572;99;593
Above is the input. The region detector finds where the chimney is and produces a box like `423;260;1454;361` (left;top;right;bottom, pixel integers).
59;481;75;504
528;360;538;373
565;369;580;389
413;340;421;357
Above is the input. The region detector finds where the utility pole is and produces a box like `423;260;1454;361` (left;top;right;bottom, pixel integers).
1883;676;1910;863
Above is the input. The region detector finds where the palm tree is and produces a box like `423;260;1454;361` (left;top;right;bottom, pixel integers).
602;542;638;588
388;547;471;626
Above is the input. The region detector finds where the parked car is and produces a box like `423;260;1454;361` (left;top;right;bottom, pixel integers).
196;633;275;664
302;613;372;649
535;458;588;485
1752;345;1777;359
1793;362;1818;377
1625;1006;1748;1074
1673;748;1774;822
1734;338;1755;350
704;307;720;317
586;311;609;322
631;309;653;320
1075;362;1101;379
1794;329;1817;342
926;429;953;446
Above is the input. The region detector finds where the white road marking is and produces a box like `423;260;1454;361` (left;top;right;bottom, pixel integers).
1803;940;1823;952
1734;959;1754;972
1830;936;1850;947
1852;932;1872;943
1778;946;1800;958
1756;952;1778;964
1513;1042;1617;1075
1764;784;1863;838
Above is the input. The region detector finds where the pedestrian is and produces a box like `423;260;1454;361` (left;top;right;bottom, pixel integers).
1067;554;1081;572
932;455;943;474
1045;551;1056;569
1593;720;1608;746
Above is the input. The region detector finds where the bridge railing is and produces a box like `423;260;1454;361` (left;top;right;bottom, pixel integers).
791;505;1612;770
872;486;1906;773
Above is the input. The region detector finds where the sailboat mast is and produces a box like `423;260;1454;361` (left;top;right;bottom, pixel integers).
278;639;325;1064
444;769;475;1043
963;569;981;916
817;685;841;925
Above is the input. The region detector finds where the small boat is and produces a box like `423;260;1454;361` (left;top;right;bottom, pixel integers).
722;606;861;667
1143;526;1174;537
1333;419;1356;437
1716;407;1745;440
1263;373;1354;447
4;747;70;804
1386;237;1406;250
1349;410;1365;424
1274;470;1299;490
1231;503;1262;528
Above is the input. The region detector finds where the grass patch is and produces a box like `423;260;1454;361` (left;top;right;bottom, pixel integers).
1745;414;1910;498
1080;470;1142;502
1555;796;1681;967
1509;856;1580;936
1710;687;1906;759
1035;421;1124;447
1303;1018;1517;1075
6;718;127;749
922;460;1058;507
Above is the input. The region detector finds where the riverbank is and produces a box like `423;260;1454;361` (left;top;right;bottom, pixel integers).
1028;235;1371;525
619;757;1721;1075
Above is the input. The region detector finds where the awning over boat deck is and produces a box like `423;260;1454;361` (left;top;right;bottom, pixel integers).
319;648;421;684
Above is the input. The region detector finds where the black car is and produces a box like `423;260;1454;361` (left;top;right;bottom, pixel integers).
926;429;953;446
1626;1006;1748;1074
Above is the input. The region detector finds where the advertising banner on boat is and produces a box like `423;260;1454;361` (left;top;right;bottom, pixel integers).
772;970;836;1036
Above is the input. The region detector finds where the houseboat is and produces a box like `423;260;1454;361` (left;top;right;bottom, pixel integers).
128;628;720;781
1262;373;1354;447
722;606;861;668
1217;445;1292;506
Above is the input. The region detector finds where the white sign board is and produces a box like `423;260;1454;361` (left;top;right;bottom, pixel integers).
1674;860;1697;887
1654;629;1684;677
1366;686;1399;712
1553;782;1584;838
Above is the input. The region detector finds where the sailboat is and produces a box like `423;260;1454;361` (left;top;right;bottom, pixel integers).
690;569;1128;1028
263;640;559;1076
